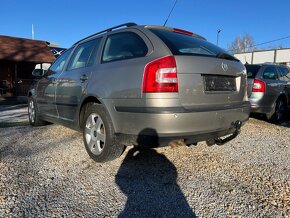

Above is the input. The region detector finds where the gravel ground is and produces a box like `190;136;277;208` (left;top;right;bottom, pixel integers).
0;118;289;217
0;105;28;123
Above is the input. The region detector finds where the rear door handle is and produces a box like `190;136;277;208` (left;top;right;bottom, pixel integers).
80;74;88;82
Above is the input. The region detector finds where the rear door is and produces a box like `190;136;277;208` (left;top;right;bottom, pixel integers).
55;38;102;122
261;66;281;104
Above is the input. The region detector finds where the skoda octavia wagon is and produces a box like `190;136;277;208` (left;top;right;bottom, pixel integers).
246;63;290;122
28;23;250;162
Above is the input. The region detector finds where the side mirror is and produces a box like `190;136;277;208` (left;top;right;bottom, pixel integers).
32;69;46;78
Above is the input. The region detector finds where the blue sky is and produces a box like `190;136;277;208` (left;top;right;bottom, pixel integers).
1;0;290;50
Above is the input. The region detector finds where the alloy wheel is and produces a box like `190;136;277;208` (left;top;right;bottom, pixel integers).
84;113;106;155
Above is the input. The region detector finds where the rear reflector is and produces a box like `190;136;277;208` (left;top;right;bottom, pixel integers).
142;56;178;93
252;79;266;92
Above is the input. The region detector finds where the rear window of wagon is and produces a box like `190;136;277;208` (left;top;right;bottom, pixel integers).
245;65;261;78
150;29;232;59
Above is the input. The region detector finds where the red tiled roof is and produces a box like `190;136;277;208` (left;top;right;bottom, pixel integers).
0;35;55;63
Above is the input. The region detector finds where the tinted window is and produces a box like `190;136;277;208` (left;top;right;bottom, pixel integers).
102;32;148;63
245;65;261;78
150;29;237;61
48;48;73;75
67;38;101;70
278;66;290;82
263;67;278;80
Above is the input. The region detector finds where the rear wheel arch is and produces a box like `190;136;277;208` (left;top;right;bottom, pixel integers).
268;94;287;122
278;94;287;105
82;103;125;162
269;94;287;110
79;96;102;129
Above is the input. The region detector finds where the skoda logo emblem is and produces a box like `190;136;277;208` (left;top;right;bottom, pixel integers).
221;63;228;72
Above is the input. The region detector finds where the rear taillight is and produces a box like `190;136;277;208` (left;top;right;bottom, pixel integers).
142;56;178;93
252;79;266;92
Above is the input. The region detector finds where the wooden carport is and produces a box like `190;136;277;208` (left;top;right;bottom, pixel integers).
0;35;55;96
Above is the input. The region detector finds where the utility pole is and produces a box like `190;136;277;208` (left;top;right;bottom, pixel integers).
32;24;35;40
216;29;221;46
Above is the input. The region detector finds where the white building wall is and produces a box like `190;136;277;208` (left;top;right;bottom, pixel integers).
276;49;290;63
234;53;252;64
252;50;275;64
234;48;290;65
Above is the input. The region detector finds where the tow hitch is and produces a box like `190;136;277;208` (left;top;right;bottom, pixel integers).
206;120;242;146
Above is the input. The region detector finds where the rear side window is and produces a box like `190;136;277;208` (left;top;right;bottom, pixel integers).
278;67;290;82
150;29;234;59
245;65;261;78
102;32;148;63
67;38;101;70
263;67;278;80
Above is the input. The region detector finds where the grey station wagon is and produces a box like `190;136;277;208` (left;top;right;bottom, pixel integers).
246;63;290;121
28;23;250;162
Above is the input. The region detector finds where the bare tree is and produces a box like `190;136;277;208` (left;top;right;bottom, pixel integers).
228;33;255;54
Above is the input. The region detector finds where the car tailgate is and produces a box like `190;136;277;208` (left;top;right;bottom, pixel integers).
175;56;247;110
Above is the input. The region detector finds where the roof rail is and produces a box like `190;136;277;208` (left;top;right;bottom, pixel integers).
73;22;137;45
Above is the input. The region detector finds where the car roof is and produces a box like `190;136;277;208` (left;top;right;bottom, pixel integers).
73;23;137;45
73;22;207;46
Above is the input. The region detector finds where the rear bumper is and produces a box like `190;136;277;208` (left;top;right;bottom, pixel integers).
117;121;243;147
248;92;275;114
250;105;272;114
108;102;250;146
249;100;273;115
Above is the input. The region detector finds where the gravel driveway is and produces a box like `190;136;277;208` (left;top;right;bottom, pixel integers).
0;118;289;217
0;105;28;125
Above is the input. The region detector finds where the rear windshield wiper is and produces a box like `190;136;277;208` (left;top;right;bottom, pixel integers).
216;52;239;62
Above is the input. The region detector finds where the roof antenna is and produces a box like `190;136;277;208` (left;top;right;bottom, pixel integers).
163;0;178;26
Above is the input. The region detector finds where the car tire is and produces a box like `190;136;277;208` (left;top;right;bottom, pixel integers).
82;103;125;162
28;97;46;126
270;98;286;122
